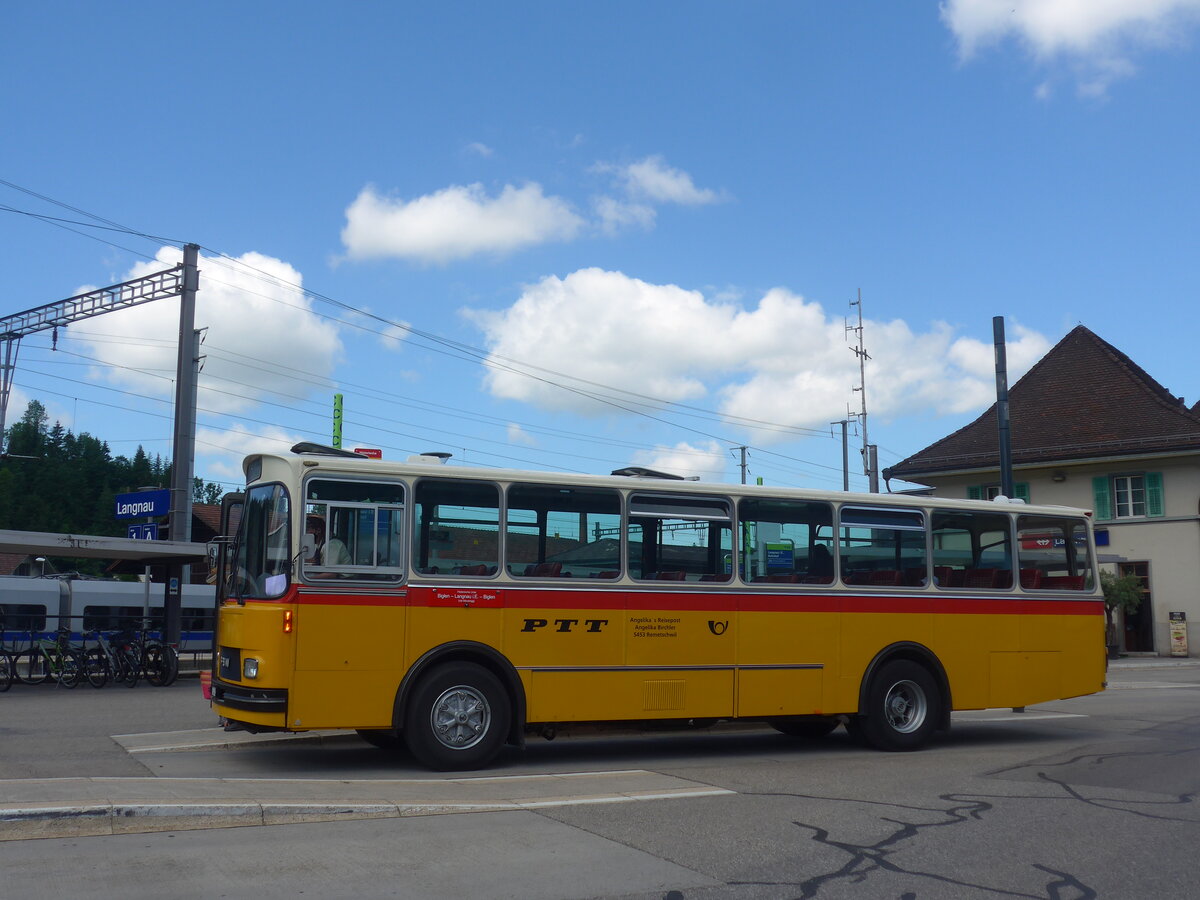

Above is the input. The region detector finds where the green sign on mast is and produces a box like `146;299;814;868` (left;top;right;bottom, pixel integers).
333;393;344;448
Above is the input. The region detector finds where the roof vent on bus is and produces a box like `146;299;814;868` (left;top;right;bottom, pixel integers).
290;442;370;459
406;452;452;464
610;466;697;481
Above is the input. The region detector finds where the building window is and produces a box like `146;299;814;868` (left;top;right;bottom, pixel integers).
1092;473;1163;522
1113;475;1145;518
967;483;1030;503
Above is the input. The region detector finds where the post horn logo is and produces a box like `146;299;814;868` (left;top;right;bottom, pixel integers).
707;620;728;636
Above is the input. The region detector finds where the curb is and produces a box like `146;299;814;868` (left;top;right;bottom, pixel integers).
0;802;410;841
0;788;735;842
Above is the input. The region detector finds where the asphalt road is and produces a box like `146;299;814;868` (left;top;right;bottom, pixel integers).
2;661;1199;899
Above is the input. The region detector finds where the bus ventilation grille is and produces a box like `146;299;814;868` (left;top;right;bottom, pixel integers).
643;680;686;711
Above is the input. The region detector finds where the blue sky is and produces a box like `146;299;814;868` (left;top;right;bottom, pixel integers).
2;2;1198;494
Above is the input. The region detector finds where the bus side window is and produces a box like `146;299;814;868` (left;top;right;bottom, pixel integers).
413;478;500;577
627;493;733;583
738;497;834;585
931;510;1014;590
505;483;621;578
1016;515;1094;591
304;478;406;581
838;506;926;587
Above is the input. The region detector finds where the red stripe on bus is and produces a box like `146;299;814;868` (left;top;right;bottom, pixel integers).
287;585;1102;617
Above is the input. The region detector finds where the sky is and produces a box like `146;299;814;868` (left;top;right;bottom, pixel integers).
1;1;1198;496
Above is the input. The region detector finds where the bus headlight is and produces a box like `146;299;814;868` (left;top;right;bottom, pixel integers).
243;658;260;679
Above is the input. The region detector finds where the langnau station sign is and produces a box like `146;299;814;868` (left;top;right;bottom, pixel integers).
114;488;170;520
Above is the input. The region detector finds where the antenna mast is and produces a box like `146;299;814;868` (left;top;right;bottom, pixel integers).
847;290;878;492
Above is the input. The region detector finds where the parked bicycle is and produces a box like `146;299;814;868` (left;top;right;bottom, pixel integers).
112;627;180;687
14;629;84;688
0;646;12;692
75;629;128;689
0;617;14;692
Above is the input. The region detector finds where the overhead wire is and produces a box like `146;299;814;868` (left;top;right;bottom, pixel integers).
22;337;744;474
2;180;858;484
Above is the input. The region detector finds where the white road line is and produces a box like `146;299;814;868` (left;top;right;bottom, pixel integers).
957;713;1087;722
1106;682;1200;690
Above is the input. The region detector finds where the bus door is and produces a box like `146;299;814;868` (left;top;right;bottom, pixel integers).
624;493;736;720
736;498;836;717
291;476;406;727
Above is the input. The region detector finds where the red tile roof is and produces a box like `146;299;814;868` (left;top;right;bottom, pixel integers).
883;326;1200;482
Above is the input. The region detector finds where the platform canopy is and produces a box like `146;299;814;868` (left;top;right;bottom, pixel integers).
0;530;208;565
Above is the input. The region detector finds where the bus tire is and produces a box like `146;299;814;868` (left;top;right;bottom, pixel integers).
404;662;510;771
768;716;840;738
854;659;940;751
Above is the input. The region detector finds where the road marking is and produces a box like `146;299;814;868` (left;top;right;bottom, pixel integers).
1105;682;1200;690
956;712;1087;722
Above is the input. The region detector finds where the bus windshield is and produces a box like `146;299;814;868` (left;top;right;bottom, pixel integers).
230;483;291;599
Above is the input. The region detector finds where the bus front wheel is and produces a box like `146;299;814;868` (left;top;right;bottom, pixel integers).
404;662;510;771
851;659;940;751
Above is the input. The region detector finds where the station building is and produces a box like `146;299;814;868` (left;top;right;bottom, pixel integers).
884;325;1199;657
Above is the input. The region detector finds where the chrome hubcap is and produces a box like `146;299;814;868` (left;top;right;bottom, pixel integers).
884;679;927;733
431;684;490;750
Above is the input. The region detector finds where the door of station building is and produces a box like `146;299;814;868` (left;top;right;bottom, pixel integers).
1119;561;1154;652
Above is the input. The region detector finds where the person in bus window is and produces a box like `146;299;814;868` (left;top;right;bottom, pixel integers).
808;543;833;580
306;514;352;567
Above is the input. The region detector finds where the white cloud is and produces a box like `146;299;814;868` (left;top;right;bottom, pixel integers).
506;423;537;446
465;268;734;412
341;156;721;263
467;269;1050;440
197;423;304;483
607;155;723;206
593;195;657;234
591;156;725;234
374;320;412;351
465;142;494;158
632;440;728;481
942;0;1200;95
341;183;585;264
73;246;342;418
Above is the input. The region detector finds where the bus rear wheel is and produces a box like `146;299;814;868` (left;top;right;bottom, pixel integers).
404;662;510;771
852;659;940;751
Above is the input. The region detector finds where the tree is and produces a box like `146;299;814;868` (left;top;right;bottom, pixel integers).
0;398;230;557
1100;570;1143;657
6;399;49;457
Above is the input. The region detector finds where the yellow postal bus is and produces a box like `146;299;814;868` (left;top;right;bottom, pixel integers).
210;443;1105;770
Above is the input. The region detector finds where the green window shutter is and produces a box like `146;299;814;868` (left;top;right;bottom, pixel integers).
1014;482;1031;504
1092;476;1112;522
967;485;982;501
1145;472;1164;517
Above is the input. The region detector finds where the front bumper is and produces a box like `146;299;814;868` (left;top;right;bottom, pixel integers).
211;677;288;713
